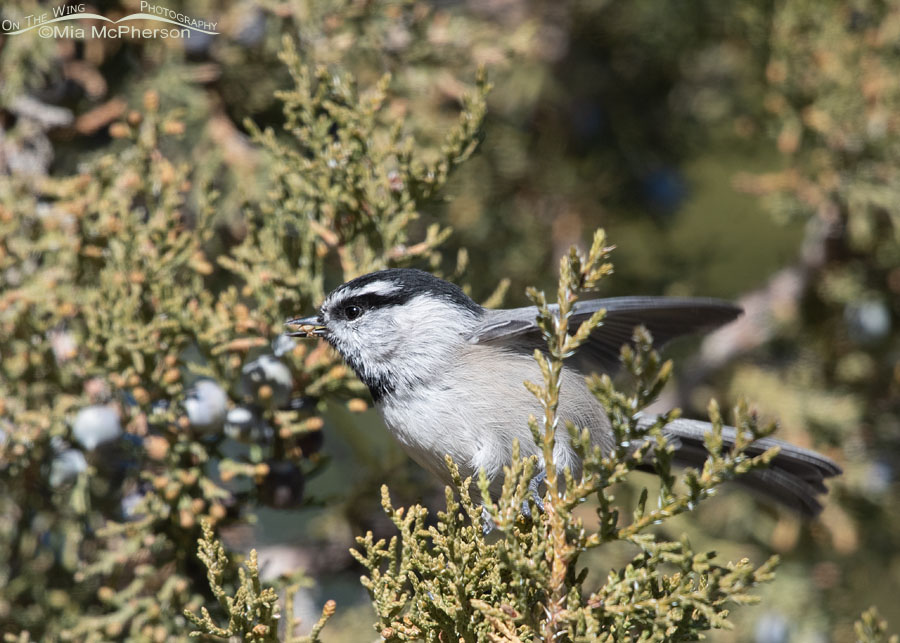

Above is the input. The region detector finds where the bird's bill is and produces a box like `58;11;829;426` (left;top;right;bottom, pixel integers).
284;315;327;338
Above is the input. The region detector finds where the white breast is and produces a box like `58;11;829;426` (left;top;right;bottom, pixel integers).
377;344;613;494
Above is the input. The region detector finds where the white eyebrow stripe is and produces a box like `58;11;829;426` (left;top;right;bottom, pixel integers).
328;280;401;306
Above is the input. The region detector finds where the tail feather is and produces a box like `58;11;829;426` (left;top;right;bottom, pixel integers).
637;416;841;517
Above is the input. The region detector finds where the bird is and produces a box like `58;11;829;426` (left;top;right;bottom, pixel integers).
285;268;840;516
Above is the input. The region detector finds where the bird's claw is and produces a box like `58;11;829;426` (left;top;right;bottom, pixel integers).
521;469;546;517
481;469;547;533
482;506;496;536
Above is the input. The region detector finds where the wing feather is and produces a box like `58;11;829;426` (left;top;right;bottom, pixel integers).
467;297;742;373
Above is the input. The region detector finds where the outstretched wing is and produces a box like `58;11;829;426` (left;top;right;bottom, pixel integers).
467;296;742;373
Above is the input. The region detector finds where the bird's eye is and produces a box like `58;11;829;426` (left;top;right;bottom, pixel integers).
344;305;363;320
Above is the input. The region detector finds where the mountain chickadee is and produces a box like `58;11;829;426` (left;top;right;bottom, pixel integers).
286;268;840;515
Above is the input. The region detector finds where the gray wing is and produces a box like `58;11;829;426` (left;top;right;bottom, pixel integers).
467;296;742;373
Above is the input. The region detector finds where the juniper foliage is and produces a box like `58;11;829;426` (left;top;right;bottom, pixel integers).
0;31;487;640
185;520;335;642
856;608;900;643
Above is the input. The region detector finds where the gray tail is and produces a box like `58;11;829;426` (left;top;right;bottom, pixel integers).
639;417;841;517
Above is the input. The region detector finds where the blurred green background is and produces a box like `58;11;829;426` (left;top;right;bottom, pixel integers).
2;0;899;640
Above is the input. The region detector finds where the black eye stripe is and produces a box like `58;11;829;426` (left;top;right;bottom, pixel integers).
339;292;412;312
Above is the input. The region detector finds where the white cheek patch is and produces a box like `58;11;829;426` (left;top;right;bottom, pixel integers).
327;294;479;394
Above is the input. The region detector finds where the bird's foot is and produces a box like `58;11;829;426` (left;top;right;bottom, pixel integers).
521;469;546;517
481;506;496;536
482;469;547;531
